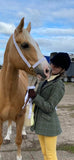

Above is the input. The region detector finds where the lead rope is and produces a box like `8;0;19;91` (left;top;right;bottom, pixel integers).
22;77;38;115
17;73;38;117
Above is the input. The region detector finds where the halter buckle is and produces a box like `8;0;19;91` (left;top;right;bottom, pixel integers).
30;66;34;71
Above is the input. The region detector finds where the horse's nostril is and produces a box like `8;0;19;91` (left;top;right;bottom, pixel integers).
46;69;49;73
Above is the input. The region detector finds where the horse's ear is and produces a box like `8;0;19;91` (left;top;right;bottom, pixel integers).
26;22;31;32
16;17;24;32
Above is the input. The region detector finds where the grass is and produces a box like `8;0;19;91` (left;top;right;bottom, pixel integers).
69;106;74;111
58;105;74;118
70;113;74;118
58;105;74;110
64;82;74;86
57;144;74;153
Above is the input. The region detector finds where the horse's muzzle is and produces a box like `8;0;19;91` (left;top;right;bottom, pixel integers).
34;68;48;79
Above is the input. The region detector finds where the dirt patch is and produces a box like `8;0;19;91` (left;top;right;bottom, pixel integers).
59;83;74;106
57;83;74;146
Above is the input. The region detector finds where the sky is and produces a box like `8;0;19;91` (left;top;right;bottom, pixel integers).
0;0;74;65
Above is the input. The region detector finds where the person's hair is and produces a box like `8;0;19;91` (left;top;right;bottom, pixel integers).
50;52;71;71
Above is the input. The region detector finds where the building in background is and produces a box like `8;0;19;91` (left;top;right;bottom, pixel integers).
63;54;74;82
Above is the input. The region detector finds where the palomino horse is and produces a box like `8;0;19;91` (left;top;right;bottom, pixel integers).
4;70;39;143
0;18;49;160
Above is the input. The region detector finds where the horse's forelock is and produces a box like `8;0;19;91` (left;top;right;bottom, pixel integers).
23;29;43;60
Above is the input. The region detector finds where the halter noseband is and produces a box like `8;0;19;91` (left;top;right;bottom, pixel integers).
13;34;45;69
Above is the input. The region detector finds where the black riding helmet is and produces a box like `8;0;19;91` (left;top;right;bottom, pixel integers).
50;52;71;71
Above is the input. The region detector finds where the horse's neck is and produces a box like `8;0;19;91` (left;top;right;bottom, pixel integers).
1;36;19;97
27;74;37;86
27;74;41;91
2;62;19;98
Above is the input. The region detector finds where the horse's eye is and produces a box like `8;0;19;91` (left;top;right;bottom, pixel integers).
21;42;29;49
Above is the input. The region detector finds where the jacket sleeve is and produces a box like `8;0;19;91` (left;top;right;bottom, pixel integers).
32;80;65;113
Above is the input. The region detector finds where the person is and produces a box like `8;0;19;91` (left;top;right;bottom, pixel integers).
28;52;71;160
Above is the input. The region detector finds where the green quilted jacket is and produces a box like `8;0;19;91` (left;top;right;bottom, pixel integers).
31;76;65;136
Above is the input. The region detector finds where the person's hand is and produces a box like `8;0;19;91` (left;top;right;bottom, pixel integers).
28;89;36;99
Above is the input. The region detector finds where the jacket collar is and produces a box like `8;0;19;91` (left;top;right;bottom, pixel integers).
47;74;60;82
41;75;61;90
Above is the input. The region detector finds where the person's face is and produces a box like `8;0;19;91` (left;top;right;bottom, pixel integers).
50;63;65;75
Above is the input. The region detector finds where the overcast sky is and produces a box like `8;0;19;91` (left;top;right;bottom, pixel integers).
0;0;74;64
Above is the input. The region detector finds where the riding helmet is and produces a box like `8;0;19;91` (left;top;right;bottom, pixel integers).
50;52;71;71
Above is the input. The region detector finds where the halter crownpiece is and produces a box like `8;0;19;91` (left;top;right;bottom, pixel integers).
13;34;46;69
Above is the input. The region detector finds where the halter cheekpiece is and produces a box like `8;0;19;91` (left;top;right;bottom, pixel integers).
13;34;45;70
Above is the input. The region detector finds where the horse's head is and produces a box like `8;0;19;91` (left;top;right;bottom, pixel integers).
9;18;50;78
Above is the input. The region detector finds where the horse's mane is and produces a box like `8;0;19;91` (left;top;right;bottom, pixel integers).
2;36;12;70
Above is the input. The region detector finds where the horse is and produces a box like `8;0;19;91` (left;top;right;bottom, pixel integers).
3;70;39;143
0;17;49;160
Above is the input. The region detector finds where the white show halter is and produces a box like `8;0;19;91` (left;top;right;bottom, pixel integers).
13;33;46;118
13;34;46;69
13;34;46;119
